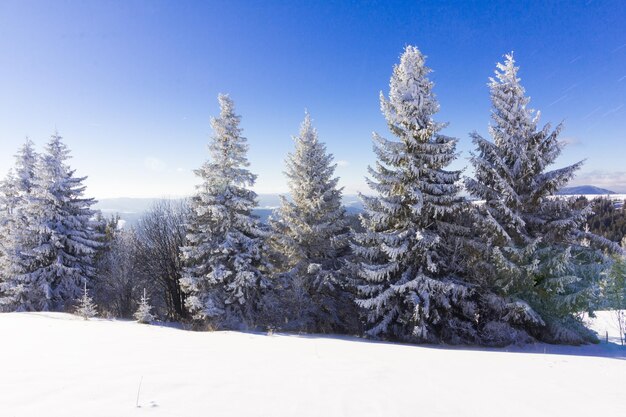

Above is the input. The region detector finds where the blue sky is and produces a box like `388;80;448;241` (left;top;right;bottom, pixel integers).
0;0;624;198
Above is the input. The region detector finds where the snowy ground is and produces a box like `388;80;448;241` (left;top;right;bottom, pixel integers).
585;310;625;345
0;312;624;417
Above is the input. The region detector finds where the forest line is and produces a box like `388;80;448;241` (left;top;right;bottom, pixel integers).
1;45;624;346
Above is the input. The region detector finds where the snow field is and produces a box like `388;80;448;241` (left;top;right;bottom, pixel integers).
0;312;624;417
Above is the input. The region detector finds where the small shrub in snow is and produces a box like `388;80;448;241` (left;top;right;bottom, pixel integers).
134;289;155;324
76;282;97;320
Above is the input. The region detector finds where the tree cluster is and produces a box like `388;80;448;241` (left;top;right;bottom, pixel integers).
0;134;100;312
1;46;619;345
92;200;189;320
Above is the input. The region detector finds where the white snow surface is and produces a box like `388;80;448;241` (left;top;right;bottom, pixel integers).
0;311;624;417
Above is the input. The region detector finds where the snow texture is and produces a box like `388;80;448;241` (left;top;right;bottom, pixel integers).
0;312;623;417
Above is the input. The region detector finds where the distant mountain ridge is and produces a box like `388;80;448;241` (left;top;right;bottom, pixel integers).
95;187;619;227
557;185;615;195
94;194;365;227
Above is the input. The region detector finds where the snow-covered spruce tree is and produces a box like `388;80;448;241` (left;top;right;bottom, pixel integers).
11;133;101;312
465;54;616;344
76;280;97;319
180;94;269;329
268;113;356;333
134;288;155;324
352;46;476;343
0;139;39;310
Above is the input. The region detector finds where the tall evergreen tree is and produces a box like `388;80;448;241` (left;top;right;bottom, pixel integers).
352;46;475;343
180;94;269;328
269;113;354;332
465;54;616;344
0;139;39;310
6;133;101;311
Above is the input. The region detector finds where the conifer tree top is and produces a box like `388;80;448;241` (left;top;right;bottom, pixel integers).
284;112;341;204
196;94;256;193
296;112;316;145
208;94;250;169
44;132;73;164
488;53;538;147
13;138;38;191
381;45;441;132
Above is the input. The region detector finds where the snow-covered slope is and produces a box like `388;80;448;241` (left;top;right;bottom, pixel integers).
0;312;624;417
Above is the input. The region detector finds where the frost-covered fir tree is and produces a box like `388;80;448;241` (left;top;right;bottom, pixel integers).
9;133;101;312
0;139;39;310
180;94;269;329
268;113;355;333
465;54;616;344
134;288;155;324
352;46;475;343
76;280;97;319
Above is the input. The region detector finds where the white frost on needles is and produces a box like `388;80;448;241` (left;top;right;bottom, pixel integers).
180;94;269;329
76;280;98;319
134;288;155;324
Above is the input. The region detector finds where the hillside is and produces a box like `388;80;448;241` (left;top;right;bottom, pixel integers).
0;312;624;417
557;185;616;195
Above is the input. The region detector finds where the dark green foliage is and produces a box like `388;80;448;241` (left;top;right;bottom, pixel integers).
576;197;626;242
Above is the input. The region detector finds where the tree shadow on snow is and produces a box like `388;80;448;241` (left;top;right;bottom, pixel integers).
260;331;626;360
21;311;621;361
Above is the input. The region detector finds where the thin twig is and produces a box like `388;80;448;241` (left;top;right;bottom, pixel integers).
136;376;143;408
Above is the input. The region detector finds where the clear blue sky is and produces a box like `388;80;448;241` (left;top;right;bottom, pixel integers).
0;0;624;198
